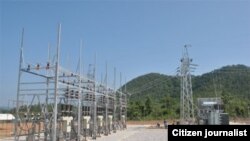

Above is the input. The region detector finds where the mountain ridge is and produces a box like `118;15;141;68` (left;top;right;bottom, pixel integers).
124;64;250;120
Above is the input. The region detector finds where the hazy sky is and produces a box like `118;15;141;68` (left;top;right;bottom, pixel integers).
0;0;250;107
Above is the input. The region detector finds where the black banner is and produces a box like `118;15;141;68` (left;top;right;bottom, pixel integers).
168;125;250;141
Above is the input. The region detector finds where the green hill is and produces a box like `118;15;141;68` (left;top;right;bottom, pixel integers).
124;64;250;120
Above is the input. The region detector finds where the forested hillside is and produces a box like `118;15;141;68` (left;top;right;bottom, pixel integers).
124;65;250;120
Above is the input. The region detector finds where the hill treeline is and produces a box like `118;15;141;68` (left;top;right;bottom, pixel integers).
124;65;250;120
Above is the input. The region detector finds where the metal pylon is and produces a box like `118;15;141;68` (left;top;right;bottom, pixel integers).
179;45;195;124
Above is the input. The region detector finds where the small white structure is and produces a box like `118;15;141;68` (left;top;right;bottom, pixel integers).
82;116;91;129
108;115;113;125
97;116;103;127
0;114;15;121
62;116;73;133
121;115;125;124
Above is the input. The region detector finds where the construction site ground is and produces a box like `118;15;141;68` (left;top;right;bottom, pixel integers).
88;125;167;141
0;121;167;141
1;119;250;141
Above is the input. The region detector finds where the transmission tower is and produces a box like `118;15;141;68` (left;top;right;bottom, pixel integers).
179;45;196;124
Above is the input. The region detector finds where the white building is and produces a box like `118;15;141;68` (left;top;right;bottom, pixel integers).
0;114;15;121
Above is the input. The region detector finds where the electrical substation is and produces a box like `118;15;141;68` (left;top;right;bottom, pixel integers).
14;24;128;141
0;24;237;141
178;45;229;125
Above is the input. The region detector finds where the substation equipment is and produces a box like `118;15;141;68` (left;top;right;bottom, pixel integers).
14;25;128;141
197;98;229;125
178;45;229;125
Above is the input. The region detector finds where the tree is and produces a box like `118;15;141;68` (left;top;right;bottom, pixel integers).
145;97;152;116
126;65;250;120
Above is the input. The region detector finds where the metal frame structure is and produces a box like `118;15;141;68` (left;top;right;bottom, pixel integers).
178;45;196;124
197;97;223;124
14;24;127;141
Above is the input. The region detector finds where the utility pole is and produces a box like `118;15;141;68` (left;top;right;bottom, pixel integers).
104;62;109;135
113;67;116;133
53;23;61;141
77;40;83;141
124;77;127;129
92;54;97;139
119;72;122;126
15;28;24;141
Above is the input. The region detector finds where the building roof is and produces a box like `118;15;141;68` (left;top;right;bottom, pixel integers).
0;114;15;120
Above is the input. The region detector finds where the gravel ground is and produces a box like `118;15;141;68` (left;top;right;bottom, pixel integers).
0;125;167;141
122;128;167;141
89;125;167;141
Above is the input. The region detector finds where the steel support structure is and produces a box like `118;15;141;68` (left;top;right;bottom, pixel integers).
179;45;195;124
14;25;127;140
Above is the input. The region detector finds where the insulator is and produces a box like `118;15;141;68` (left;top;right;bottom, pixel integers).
37;113;40;120
46;62;50;69
65;91;69;95
65;104;68;110
75;93;79;99
24;113;27;118
61;104;64;110
36;64;40;70
69;105;73;111
70;91;74;98
65;89;68;94
27;65;31;71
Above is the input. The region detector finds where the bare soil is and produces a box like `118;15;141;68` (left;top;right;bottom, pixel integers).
0;122;44;139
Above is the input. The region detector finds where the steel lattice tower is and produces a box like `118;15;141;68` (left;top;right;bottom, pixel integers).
14;24;128;141
179;45;195;124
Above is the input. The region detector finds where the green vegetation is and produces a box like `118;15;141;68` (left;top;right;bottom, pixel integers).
0;107;11;113
124;64;250;120
2;65;250;120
